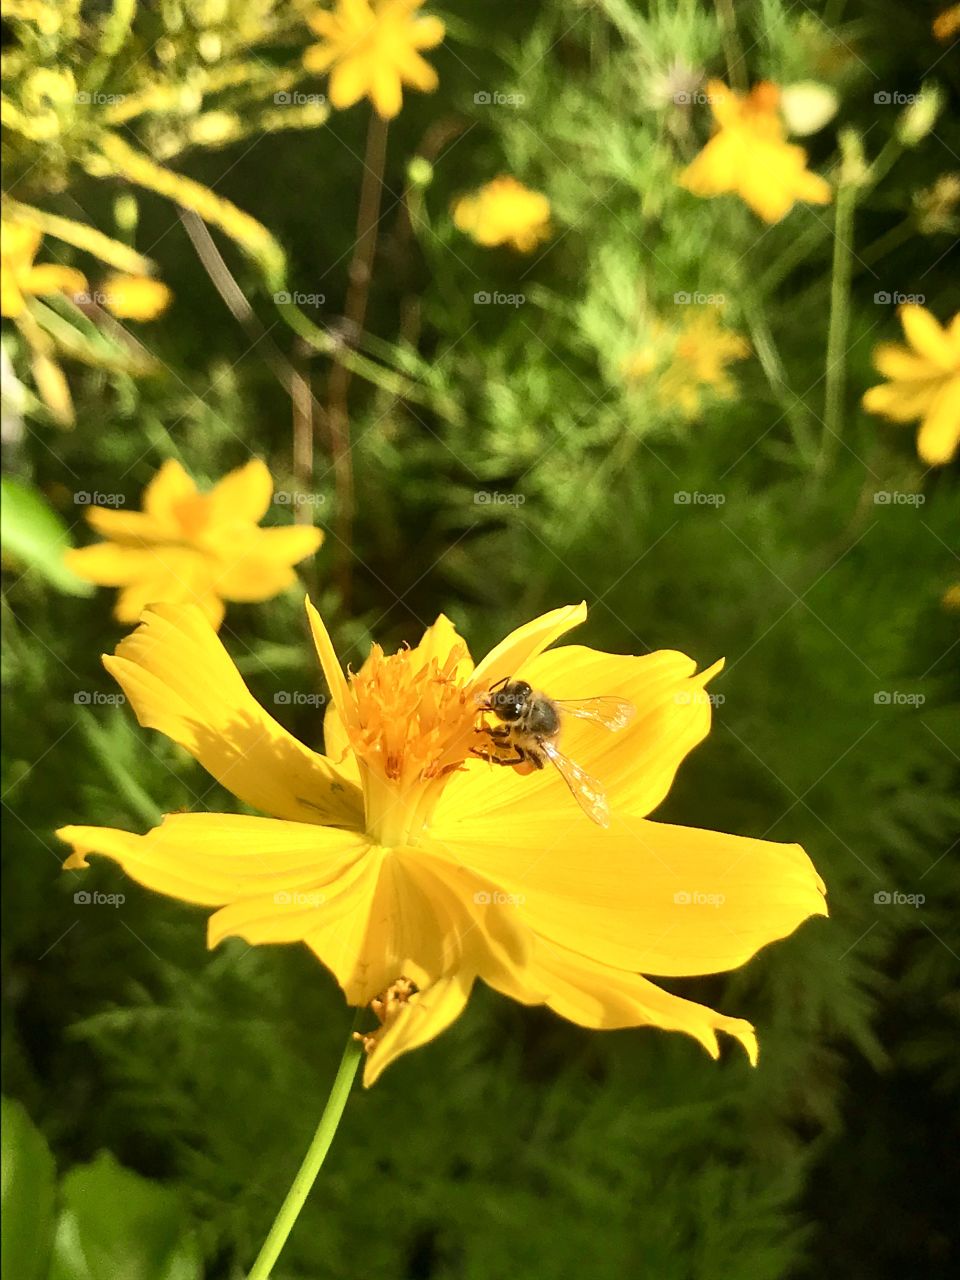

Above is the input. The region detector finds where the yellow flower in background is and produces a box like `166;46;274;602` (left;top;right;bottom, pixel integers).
303;0;445;119
623;310;750;417
64;459;323;629
678;80;832;223
58;601;826;1087
1;220;86;318
862;305;960;466
98;274;173;322
453;177;552;253
933;4;960;41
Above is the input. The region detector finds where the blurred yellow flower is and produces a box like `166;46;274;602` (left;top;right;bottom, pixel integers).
58;600;826;1086
64;459;323;629
1;220;86;318
862;305;960;466
933;4;960;41
453;177;552;253
942;584;960;611
99;274;173;322
303;0;444;119
679;80;832;223
623;310;750;417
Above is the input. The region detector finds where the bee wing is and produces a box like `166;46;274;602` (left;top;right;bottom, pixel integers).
553;696;635;732
539;739;610;827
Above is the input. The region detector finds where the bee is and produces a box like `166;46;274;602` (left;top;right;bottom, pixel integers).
474;676;634;827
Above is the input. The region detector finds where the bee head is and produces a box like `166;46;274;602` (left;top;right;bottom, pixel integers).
488;679;530;722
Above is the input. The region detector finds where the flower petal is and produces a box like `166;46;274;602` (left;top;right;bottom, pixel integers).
916;379;960;465
900;305;955;369
426;814;826;978
363;971;473;1087
104;603;363;826
142;459;197;528
470;602;587;691
205;458;274;525
445;646;722;822
208;526;323;601
58;812;368;905
497;938;757;1063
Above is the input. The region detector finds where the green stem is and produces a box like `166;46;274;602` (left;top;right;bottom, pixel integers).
246;1013;364;1280
819;174;858;474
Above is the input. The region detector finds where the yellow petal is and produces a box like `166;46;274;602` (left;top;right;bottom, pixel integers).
363;971;473;1087
100;274;172;321
873;342;937;382
500;938;757;1063
917;380;960;465
142;459;197;527
470;602;587;691
208;526;323;601
370;66;403;119
206;458;274;525
863;379;938;423
104;603;363;826
900;305;955;369
411;14;445;49
64;542;170;586
30;351;74;426
24;263;87;300
448;647;721;822
328;57;371;110
305;596;355;728
84;507;171;544
59;812;368;905
426;815;826;978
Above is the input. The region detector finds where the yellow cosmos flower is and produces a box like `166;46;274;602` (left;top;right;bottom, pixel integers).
678;80;832;223
1;220;86;318
58;601;826;1087
862;305;960;466
303;0;444;119
64;459;323;629
453;177;552;253
623;311;750;418
99;274;173;322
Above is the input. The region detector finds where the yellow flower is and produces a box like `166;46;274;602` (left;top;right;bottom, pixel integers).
678;80;832;223
862;305;960;466
58;601;827;1086
303;0;444;119
453;177;552;253
623;311;750;417
99;274;173;322
64;459;323;629
1;220;86;318
933;4;960;41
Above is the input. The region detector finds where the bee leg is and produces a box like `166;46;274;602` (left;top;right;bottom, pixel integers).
470;746;527;767
526;747;546;770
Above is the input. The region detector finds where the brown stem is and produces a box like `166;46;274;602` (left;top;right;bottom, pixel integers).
326;110;390;609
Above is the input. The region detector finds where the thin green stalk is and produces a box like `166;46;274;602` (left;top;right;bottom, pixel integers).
246;1013;364;1280
741;294;818;463
819;169;858;474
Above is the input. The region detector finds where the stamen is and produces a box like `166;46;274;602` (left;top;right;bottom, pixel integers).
353;976;419;1055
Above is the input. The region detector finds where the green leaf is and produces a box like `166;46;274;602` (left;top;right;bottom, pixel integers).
0;478;94;596
49;1152;202;1280
1;1097;57;1280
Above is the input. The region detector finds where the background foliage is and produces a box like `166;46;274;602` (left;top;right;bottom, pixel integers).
2;1;959;1278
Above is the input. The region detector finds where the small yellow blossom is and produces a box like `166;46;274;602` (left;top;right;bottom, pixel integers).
623;310;750;418
453;177;552;253
933;4;960;41
679;80;832;223
59;601;826;1086
64;459;323;629
942;584;960;611
1;221;86;318
99;274;173;322
862;305;960;466
303;0;444;120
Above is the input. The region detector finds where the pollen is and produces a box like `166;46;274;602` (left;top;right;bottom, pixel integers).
353;976;419;1055
345;641;480;787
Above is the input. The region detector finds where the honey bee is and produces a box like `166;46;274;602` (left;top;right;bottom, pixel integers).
474;677;635;827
